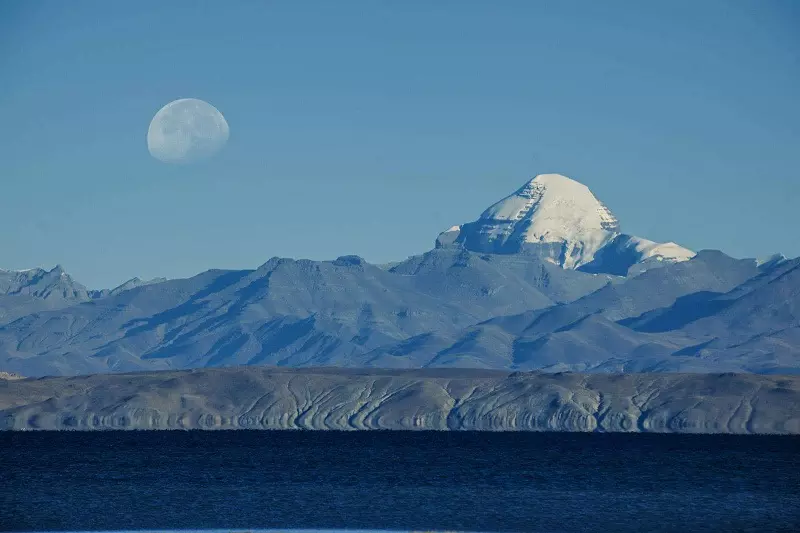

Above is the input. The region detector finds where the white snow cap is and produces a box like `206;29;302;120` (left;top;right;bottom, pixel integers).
479;173;621;268
438;173;695;273
617;236;696;263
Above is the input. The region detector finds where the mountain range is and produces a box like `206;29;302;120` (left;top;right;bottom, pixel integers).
2;174;797;377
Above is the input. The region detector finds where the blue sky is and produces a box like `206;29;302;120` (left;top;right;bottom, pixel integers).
1;1;798;288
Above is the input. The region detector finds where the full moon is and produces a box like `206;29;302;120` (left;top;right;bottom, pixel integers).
147;98;229;163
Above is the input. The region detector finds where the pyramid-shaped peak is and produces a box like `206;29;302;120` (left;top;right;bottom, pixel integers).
436;172;694;274
478;174;621;256
511;174;609;211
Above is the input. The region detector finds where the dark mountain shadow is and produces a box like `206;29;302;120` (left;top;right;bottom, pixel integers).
620;291;734;333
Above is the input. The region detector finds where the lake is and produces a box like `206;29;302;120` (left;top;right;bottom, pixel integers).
3;431;800;532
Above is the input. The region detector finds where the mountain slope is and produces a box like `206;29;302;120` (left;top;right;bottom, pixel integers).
364;250;775;372
0;266;92;325
90;276;169;299
0;251;609;377
2;248;796;377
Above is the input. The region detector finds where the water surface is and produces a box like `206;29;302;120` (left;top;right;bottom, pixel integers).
3;431;799;532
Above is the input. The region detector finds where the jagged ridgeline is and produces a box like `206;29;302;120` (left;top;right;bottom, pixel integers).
1;174;798;377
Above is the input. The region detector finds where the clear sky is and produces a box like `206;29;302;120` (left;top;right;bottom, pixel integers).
1;1;798;289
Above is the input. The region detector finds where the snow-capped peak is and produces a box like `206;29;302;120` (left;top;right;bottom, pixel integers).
436;173;695;275
476;173;620;268
483;174;619;230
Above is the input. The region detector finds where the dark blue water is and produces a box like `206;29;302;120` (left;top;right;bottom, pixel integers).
2;431;799;532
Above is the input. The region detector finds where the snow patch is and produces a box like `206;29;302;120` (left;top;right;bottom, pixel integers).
616;235;695;263
756;253;787;267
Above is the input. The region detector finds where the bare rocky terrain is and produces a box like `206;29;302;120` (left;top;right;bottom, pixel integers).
2;367;798;433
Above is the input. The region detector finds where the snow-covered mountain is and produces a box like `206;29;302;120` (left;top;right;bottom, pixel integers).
0;173;797;377
436;173;694;275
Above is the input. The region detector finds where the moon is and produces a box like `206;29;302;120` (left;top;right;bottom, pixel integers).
147;98;229;163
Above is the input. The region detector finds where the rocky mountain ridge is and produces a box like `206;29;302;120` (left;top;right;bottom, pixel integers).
1;174;796;377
